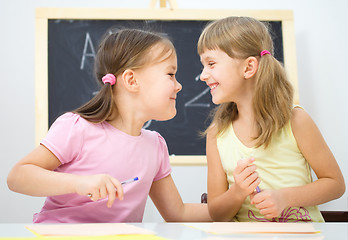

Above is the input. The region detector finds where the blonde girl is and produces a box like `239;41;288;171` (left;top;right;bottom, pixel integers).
198;16;345;222
7;28;211;223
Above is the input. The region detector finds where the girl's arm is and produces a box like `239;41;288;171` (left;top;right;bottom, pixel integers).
205;125;260;221
251;108;345;218
7;145;123;208
149;174;212;222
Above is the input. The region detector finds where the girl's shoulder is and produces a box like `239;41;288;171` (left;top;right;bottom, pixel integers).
57;112;100;125
141;129;168;147
206;123;219;139
291;106;312;128
290;106;316;137
50;112;91;134
55;112;83;123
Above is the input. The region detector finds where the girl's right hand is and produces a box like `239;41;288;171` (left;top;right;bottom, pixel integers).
232;157;260;197
75;174;124;208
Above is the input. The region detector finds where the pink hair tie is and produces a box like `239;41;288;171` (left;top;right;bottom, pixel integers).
260;50;271;57
102;73;116;85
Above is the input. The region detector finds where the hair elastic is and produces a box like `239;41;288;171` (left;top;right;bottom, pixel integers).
102;73;116;85
260;50;271;57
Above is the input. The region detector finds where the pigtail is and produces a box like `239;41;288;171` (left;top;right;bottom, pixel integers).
253;53;293;148
73;83;115;123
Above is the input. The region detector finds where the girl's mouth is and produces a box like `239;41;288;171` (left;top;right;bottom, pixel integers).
208;83;219;89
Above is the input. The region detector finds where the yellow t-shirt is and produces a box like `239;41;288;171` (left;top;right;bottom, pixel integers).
217;118;324;222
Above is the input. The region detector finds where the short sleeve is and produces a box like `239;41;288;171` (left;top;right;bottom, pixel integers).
153;133;172;181
40;112;84;164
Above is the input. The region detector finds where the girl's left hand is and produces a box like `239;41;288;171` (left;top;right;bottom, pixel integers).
250;189;288;219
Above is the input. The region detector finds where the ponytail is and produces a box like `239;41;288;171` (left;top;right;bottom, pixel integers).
253;54;293;147
73;83;115;123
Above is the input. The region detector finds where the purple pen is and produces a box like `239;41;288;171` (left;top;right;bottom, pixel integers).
256;186;261;193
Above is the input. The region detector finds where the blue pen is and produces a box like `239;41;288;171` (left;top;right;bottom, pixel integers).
87;177;138;198
121;177;139;185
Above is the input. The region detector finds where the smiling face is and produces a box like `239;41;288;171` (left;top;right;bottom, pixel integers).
200;48;247;105
136;45;182;121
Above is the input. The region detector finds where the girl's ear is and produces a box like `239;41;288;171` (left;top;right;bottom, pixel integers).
244;57;259;79
122;69;139;92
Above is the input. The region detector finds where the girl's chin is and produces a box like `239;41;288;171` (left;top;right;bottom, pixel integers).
211;96;222;105
212;94;230;105
155;110;177;121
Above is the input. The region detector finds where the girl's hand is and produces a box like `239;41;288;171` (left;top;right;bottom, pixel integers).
250;189;287;219
75;174;124;208
233;158;261;197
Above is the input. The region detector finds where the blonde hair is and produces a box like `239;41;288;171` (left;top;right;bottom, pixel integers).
74;28;175;122
198;17;293;148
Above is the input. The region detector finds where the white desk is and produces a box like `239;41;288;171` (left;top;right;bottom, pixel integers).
0;222;347;239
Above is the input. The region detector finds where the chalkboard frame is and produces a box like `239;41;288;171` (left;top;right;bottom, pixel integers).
35;8;298;166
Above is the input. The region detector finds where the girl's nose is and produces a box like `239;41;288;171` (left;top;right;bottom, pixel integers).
200;68;208;82
175;79;182;92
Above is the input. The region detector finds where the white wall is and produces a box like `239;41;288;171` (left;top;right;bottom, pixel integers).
1;0;347;223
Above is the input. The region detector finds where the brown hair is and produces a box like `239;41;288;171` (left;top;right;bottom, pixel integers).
73;28;175;122
198;17;293;148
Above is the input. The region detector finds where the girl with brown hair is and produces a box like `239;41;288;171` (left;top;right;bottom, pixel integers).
7;28;211;223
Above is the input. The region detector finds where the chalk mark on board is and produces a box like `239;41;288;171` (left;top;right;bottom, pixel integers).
184;74;210;108
80;32;96;70
143;120;155;129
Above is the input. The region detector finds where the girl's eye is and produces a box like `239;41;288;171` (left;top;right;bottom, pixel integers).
208;62;215;66
168;73;175;77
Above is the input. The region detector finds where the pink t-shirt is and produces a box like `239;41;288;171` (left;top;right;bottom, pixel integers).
34;112;171;223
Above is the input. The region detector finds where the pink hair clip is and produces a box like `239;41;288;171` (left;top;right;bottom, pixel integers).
260;50;271;57
102;73;116;85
